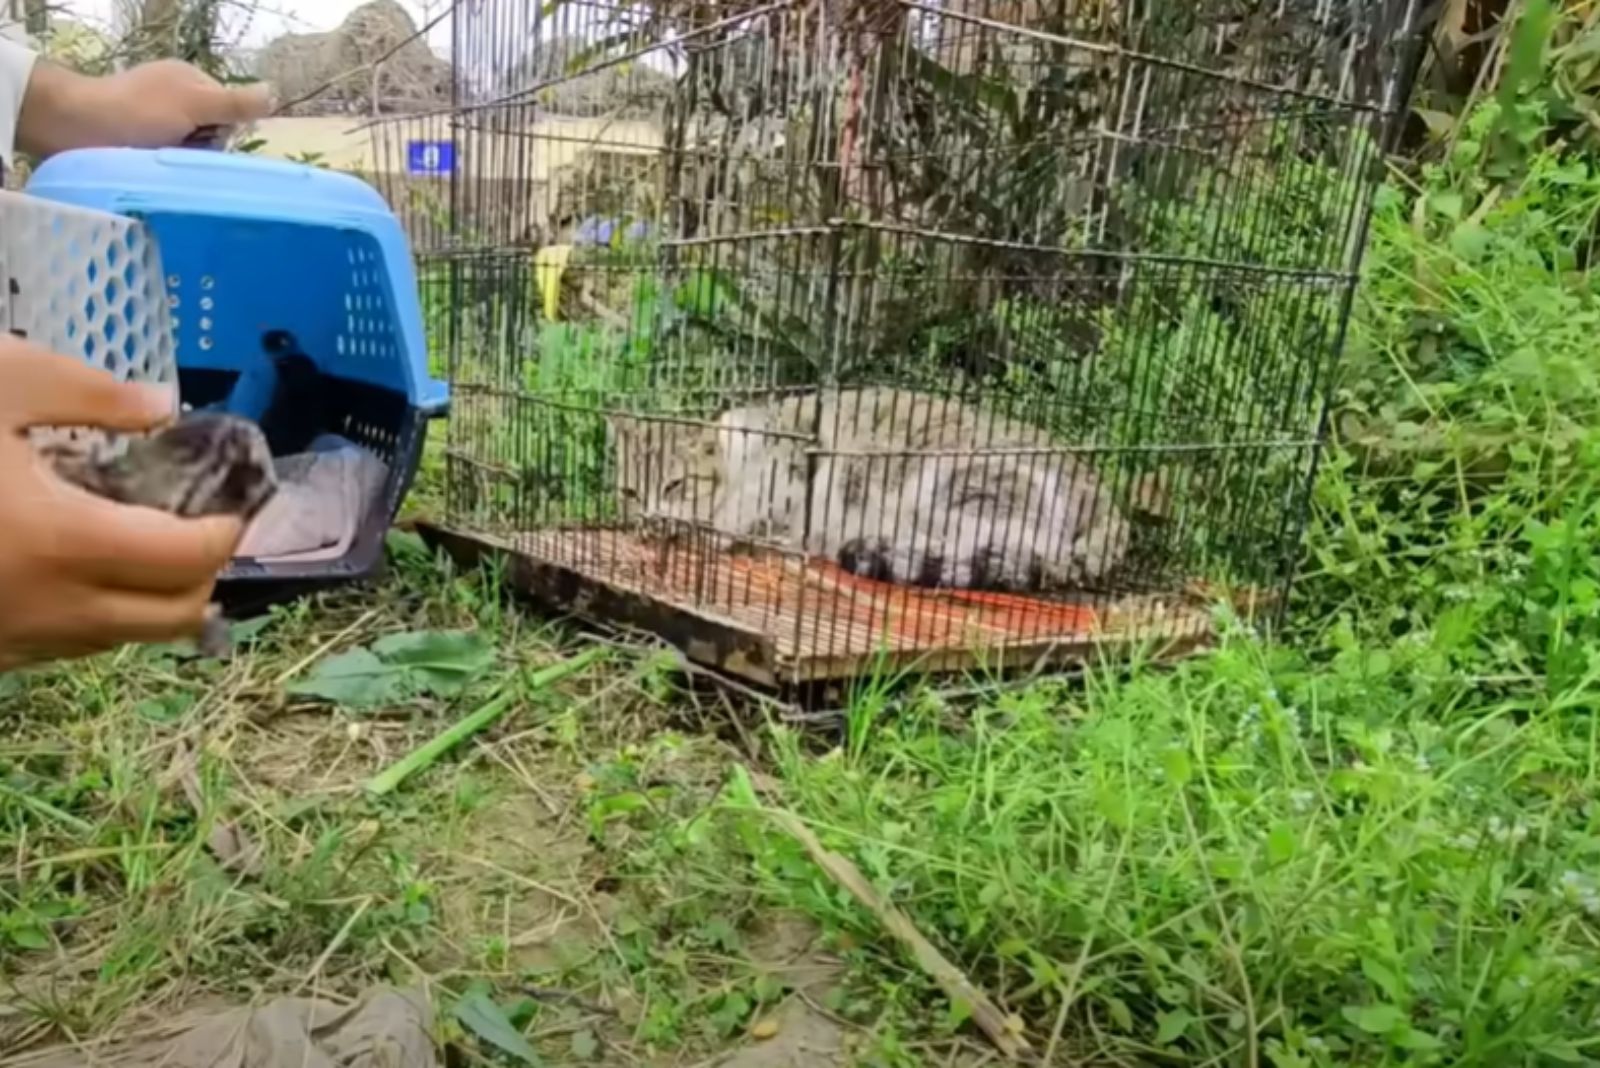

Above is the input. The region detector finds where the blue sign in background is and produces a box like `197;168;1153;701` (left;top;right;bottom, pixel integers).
406;140;455;176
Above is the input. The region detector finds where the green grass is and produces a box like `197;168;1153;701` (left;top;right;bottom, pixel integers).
7;567;1596;1064
0;544;734;1061
8;94;1600;1066
626;631;1600;1064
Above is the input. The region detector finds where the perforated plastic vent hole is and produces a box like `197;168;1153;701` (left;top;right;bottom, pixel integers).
337;240;401;372
196;275;216;350
0;192;177;455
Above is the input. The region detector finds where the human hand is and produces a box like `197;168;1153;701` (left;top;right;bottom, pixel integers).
92;60;273;148
18;58;273;159
0;339;244;672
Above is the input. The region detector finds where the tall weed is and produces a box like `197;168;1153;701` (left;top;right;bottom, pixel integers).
632;620;1600;1064
1298;101;1600;690
604;99;1600;1064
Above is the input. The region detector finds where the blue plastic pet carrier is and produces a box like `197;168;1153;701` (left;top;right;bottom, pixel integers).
22;147;448;594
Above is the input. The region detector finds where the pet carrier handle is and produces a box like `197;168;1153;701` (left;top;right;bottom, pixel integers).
180;124;228;149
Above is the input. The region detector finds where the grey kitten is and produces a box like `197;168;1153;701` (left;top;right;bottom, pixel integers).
42;412;279;657
609;387;1130;592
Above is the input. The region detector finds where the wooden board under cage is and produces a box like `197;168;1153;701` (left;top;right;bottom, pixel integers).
415;522;1230;688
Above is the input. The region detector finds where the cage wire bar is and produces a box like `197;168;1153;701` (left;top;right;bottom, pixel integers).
378;0;1425;688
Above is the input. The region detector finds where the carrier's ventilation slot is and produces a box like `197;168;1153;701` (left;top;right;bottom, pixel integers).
0;190;179;462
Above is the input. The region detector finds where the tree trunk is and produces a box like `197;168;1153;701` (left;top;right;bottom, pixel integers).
23;0;46;36
129;0;224;75
131;0;181;61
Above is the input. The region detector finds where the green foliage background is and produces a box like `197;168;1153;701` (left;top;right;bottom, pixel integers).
14;2;1600;1065
572;3;1600;1064
369;3;1600;1061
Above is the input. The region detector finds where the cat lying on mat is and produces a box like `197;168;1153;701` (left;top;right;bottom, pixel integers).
607;387;1130;592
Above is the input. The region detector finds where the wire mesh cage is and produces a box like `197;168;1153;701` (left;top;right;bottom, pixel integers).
381;0;1425;687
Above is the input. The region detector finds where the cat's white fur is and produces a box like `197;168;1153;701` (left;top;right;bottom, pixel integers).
608;387;1130;591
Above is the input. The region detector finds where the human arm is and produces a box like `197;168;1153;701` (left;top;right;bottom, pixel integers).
0;27;272;167
0;337;244;672
0;33;35;169
15;57;271;160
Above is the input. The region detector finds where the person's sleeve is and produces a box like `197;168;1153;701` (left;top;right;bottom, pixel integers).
0;35;38;168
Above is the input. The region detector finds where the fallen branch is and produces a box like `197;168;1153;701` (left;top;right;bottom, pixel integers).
365;646;607;797
758;800;1033;1060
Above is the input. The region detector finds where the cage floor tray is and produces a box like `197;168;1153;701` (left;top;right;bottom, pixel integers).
418;524;1217;687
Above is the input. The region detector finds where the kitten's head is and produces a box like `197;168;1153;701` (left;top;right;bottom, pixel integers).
606;413;724;526
128;413;280;521
49;412;280;522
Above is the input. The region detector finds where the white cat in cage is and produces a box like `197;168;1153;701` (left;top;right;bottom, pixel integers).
607;386;1132;593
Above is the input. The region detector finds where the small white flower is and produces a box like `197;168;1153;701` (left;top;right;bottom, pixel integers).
1554;871;1600;916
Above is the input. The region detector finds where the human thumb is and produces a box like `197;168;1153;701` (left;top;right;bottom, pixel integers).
197;80;274;125
0;347;175;433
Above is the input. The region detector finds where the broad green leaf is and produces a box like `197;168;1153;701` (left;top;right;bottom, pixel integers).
372;630;496;696
1096;785;1132;828
1396;1027;1446;1052
136;692;195;725
385;529;431;564
1428;191;1464;220
454;991;542;1065
1161;747;1193;786
1155;1008;1194;1045
7;923;49;950
228;616;273;644
1501;0;1557;104
371;629;492;668
1266;822;1297;864
674;267;742;319
1342;1003;1406;1034
588;791;651;839
1449;222;1491;261
287;649;403;709
1414;108;1458;140
1360;957;1405;1002
1531;1037;1584;1063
